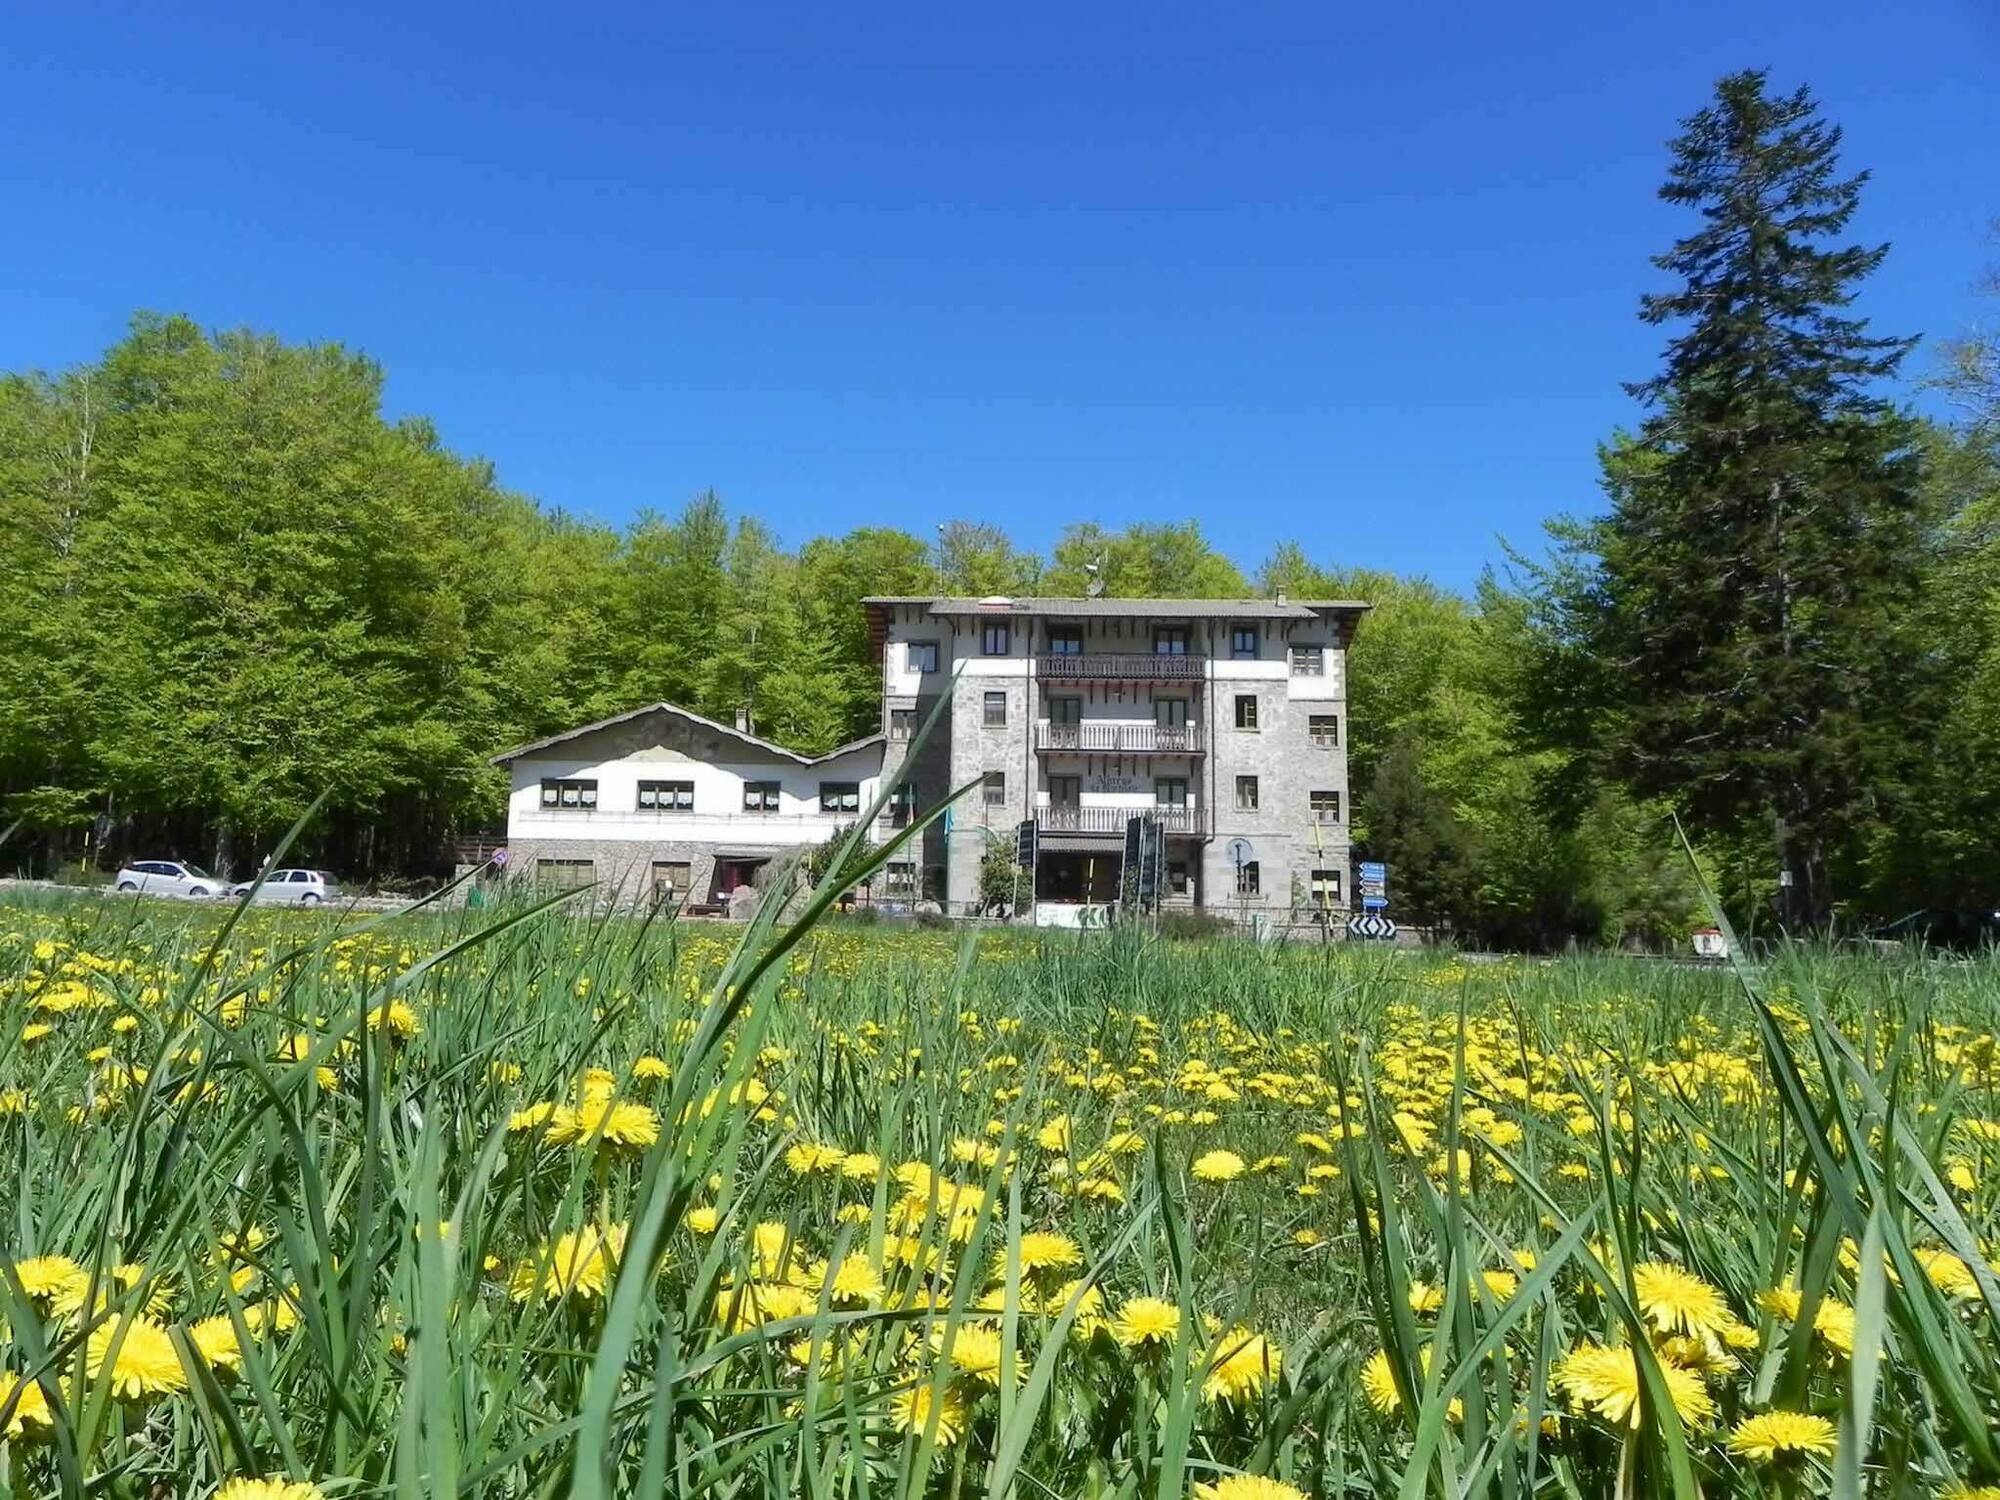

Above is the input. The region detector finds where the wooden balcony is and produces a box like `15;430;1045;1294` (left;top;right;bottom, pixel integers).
1034;720;1205;755
1036;651;1207;681
1039;804;1208;836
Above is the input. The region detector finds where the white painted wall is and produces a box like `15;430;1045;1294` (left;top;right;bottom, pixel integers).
506;742;884;846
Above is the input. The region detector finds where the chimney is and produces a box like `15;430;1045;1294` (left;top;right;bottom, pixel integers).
735;705;752;734
1274;586;1289;604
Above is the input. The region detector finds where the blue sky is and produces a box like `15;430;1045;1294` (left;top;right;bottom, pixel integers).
5;1;1995;589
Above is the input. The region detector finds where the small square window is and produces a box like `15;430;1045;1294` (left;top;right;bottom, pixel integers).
908;641;940;673
1235;861;1261;897
1154;626;1189;656
535;857;594;888
1235;776;1259;812
1234;694;1258;731
1310;789;1341;823
883;860;917;896
1155;777;1188;807
1308;714;1340;748
983;690;1008;728
982;771;1006;807
981;621;1011;655
652;861;691;905
820;781;861;814
890;707;916;740
1290;643;1325;676
1230;625;1259;659
743;781;781;812
1048;627;1084;655
885;786;915;827
1311;868;1341;908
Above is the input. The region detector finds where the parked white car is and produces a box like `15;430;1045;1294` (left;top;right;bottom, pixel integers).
114;861;228;899
230;868;338;905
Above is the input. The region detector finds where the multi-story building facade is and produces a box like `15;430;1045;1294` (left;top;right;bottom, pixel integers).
862;595;1368;917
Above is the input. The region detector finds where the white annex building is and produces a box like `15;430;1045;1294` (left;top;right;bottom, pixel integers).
491;704;885;910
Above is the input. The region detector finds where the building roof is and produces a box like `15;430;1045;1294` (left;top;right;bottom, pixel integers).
861;594;1370;620
490;701;884;768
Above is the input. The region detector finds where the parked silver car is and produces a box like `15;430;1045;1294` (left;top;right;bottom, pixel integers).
114;860;227;899
230;868;337;905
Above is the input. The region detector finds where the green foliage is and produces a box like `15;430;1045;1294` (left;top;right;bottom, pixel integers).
1547;72;1925;929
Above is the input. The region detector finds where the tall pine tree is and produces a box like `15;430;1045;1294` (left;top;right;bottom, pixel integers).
1579;71;1923;928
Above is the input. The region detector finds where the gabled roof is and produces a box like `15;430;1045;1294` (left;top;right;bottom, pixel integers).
490;702;884;768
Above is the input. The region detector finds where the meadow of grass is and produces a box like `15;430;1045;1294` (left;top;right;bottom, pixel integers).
2;880;1998;1500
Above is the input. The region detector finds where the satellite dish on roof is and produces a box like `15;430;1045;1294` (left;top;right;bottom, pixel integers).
1084;554;1106;597
1225;837;1255;867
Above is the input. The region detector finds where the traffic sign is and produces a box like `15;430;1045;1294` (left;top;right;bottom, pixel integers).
1015;819;1038;870
1349;912;1397;940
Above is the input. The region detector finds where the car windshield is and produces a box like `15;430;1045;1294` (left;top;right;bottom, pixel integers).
181;864;211;878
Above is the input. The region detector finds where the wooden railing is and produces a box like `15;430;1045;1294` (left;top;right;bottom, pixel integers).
1034;720;1204;754
1035;652;1207;680
1039;804;1207;836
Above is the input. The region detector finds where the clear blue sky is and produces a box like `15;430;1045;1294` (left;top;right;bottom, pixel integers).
5;1;1995;589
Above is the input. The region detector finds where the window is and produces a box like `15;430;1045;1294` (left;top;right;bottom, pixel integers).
637;779;694;811
1310;789;1341;823
883;861;918;896
539;778;598;810
981;621;1011;655
983;691;1008;728
742;781;781;812
1167;860;1190;896
1048;774;1080;807
1235;775;1260;811
1308;713;1340;747
1235;861;1261;897
535;857;593;888
1048;626;1083;655
819;782;861;814
651;861;691;905
1290;643;1325;676
1155;697;1188;729
1155;777;1188;807
908;641;940;673
886;786;915;828
1231;624;1260;659
1311;868;1342;908
1154;626;1189;656
1234;694;1259;730
1049;696;1082;726
982;771;1006;807
890;707;915;740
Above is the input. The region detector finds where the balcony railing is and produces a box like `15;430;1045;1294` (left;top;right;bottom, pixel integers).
1039;804;1207;836
1036;652;1207;680
1034;720;1205;755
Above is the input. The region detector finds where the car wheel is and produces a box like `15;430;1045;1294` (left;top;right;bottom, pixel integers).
188;886;210;898
301;892;322;905
117;881;138;893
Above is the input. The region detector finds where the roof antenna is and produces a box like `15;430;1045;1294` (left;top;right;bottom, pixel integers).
1084;553;1106;598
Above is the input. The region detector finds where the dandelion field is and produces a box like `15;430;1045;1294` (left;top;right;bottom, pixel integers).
3;887;1999;1500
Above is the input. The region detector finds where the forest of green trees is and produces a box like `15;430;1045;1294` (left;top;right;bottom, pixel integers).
1;71;1996;946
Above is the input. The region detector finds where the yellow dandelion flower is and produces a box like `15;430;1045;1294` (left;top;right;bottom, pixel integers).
1112;1295;1181;1349
1193;1477;1308;1500
1203;1326;1281;1403
85;1315;188;1398
1727;1410;1837;1462
889;1378;969;1446
1554;1342;1713;1430
1191;1150;1246;1183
